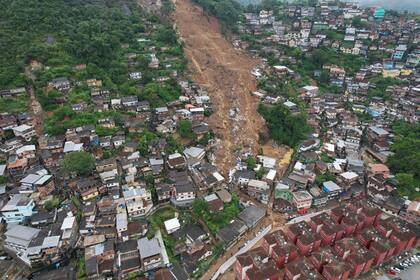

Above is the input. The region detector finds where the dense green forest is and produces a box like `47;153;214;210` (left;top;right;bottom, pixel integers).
193;0;242;31
0;0;186;134
388;121;420;199
0;0;137;88
0;0;185;90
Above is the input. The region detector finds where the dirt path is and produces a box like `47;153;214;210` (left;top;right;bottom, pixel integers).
27;84;44;137
25;66;44;137
173;0;280;175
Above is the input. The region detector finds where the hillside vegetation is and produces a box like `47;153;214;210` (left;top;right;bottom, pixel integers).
258;103;311;148
388;121;420;199
193;0;242;31
0;0;186;135
0;0;184;89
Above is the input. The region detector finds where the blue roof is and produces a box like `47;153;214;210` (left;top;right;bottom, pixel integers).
322;181;341;192
374;8;385;18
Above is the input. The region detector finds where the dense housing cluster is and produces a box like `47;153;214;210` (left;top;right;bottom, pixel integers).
235;201;419;280
232;0;420;225
0;0;419;279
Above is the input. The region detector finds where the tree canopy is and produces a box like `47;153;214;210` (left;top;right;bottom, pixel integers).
45;196;60;211
258;103;311;148
0;0;148;88
388;121;420;199
192;195;241;234
61;151;95;176
246;156;256;170
178;120;195;139
193;0;242;31
303;47;367;75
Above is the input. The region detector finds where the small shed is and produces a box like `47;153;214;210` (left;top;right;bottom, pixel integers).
164;217;180;234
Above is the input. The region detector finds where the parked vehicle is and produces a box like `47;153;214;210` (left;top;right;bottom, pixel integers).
387;269;396;275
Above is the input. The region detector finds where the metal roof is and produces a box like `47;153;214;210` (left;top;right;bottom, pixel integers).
61;215;76;230
164;218;180;232
137;237;161;259
41;235;60;249
5;225;40;242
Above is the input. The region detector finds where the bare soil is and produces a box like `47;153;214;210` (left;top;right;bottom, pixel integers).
173;0;289;175
28;85;44;137
24;64;44;138
171;3;294;277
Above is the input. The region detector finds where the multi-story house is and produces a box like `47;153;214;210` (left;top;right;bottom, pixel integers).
77;178;99;201
292;191;313;212
61;213;78;247
173;183;195;206
123;188;153;218
4;225;40;263
1;194;35;223
367;126;390;151
12;124;36;141
19;169;54;196
137;236;165;271
156;183;172;203
246;179;270;204
15;145;36;159
49;77;71;91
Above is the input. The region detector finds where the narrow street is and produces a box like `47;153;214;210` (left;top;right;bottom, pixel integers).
210;225;272;280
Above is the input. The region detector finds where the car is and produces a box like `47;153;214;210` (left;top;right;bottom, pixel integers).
394;267;401;272
387;269;396;275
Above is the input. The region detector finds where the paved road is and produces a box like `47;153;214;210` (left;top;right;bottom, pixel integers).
397;263;420;280
286;208;331;225
210;224;272;280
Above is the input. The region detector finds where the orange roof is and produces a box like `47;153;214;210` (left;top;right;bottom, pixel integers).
7;158;27;169
369;163;390;174
185;104;195;109
407;201;420;213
